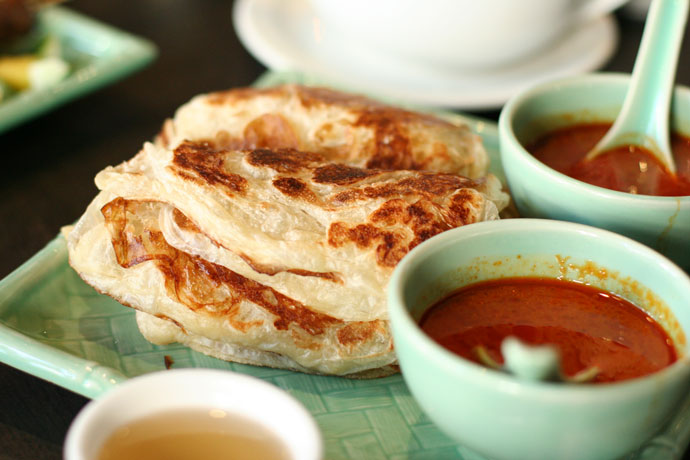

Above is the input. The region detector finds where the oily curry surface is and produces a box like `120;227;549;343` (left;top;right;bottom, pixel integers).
420;277;676;383
529;123;690;196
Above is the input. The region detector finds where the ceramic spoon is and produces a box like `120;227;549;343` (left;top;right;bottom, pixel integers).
585;0;689;174
475;337;599;383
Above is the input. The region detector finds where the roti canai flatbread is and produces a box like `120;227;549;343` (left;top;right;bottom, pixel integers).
66;84;507;377
67;141;507;377
156;84;489;178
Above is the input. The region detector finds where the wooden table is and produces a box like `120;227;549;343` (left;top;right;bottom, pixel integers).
1;2;688;458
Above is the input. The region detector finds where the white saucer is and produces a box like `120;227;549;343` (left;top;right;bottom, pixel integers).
233;0;619;109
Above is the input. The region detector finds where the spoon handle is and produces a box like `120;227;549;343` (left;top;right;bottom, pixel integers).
591;0;688;173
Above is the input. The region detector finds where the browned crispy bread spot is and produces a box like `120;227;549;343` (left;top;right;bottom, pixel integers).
327;222;408;268
171;142;248;196
243;113;300;150
328;185;484;267
285;269;342;283
312;163;379;186
330;173;482;204
154;313;188;335
272;177;320;203
337;320;388;349
247;147;324;173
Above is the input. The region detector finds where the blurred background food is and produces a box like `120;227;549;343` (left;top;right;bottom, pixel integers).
0;0;68;101
0;0;39;42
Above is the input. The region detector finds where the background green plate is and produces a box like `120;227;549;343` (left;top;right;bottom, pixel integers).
0;6;156;135
0;70;688;459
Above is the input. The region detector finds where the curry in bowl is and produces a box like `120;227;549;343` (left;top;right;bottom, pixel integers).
528;122;690;196
387;219;690;460
420;276;676;384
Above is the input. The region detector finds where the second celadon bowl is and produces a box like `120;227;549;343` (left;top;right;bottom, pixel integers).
387;219;690;460
498;73;690;270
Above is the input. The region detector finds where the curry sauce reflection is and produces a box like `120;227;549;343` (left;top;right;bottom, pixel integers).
420;277;676;383
529;123;690;196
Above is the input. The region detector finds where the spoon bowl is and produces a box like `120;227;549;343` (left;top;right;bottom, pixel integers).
584;0;688;173
477;337;600;383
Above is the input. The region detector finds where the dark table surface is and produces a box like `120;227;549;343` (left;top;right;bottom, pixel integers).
1;1;690;459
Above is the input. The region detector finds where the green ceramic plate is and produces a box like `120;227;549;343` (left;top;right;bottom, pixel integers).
0;6;156;135
0;71;688;460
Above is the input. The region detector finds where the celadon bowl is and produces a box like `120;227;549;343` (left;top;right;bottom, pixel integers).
498;73;690;270
387;219;690;460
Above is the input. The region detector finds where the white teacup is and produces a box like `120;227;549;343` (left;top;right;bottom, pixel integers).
64;369;323;460
310;0;628;70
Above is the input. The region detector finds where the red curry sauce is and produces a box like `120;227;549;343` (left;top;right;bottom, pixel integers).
420;277;676;383
528;123;690;196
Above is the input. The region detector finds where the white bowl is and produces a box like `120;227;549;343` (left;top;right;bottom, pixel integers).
63;368;322;460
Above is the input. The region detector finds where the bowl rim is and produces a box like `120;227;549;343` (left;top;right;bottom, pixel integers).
497;71;690;203
387;218;690;400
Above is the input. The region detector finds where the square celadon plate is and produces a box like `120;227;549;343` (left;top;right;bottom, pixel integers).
0;6;157;135
1;71;689;460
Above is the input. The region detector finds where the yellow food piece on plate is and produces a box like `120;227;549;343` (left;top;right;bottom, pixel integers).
0;55;35;90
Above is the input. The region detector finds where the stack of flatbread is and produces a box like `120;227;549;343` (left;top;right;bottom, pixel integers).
66;85;509;378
